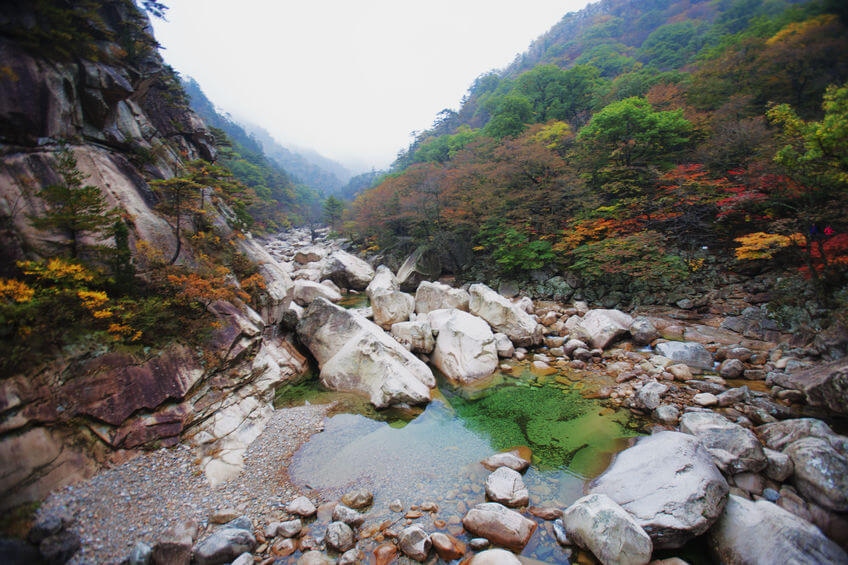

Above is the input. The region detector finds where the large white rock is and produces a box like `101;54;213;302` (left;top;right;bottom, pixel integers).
427;308;454;334
563;494;653;565
366;265;399;299
371;290;415;330
321;250;375;290
296;298;435;408
679;411;766;474
292;279;342;306
484;467;529;508
655;341;713;373
468;283;543;347
415;281;470;314
431;310;498;384
575;309;634;350
708;495;848;565
391;321;435;354
589;431;729;549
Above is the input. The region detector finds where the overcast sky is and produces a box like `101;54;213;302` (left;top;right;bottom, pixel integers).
150;1;590;173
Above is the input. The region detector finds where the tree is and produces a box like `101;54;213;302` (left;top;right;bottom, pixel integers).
150;165;204;265
29;146;116;258
323;195;344;229
483;94;533;138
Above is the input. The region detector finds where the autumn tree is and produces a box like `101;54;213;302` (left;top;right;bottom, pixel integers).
150;165;204;264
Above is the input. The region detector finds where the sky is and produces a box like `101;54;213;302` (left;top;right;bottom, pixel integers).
150;0;591;173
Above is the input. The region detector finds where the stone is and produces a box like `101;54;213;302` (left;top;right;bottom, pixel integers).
292;279;342;306
655;341;713;373
708;495;848;565
679;411;766;474
771;358;848;415
223;517;252;532
764;448;794;482
390;320;435;354
325;521;355;552
462;502;537;552
480;451;530;473
726;347;753;361
732;472;765;495
209;508;239;525
634;381;668;411
431;309;498;384
563;338;587;356
667;364;692;381
297;298;435;408
693;392;718;406
718;358;744;379
192;528;256;565
630;317;659;345
716;386;748;407
389;499;403;512
575;309;634;350
415;280;470;314
653;404;679;425
297;550;334;565
563;493;653;565
485;467;529;508
342;489;374;509
287;496;317;517
469;549;522;565
339;549;362;565
231;554;253;565
757;418;848;453
322;250;376;290
396;246;441;292
493;333;515;358
128;541;152;565
371;290;415;329
468;283;543;347
277;519;303;538
39;530;81;565
294;246;326;264
553;519;569;546
366;265;399;299
332;504;365;528
151;519;197;565
374;543;397;565
589;431;728;549
528;507;562;520
430;532;465;561
784;437;848;512
398;525;431;561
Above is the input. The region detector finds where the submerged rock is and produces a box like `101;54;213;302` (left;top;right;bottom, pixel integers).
462;502;536;552
563;493;653;565
398;525;431;561
484;467;529;508
480;451;530;473
469;549;521;565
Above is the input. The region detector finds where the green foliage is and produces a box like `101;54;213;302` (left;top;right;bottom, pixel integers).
483;94;533;138
638;21;708;69
413;127;480;163
574;43;638;77
477;224;556;275
322;195;344;228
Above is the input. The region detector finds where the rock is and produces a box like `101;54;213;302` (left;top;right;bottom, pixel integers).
708;495;848;564
222;517;252;532
192;528;256;565
0;538;43;564
716;386;748;407
325;521;355;552
230;554;253;565
29;507;73;544
719;359;744;379
390;320;435;354
398;525;431;561
339;549;361;565
430;532;465;561
128;542;153;565
553;519;569;546
784;437;848;511
297;550;334;565
371;290;415;329
396;246;441;292
294;246;326;264
679;412;766;474
764;448;794;482
655;341;713;372
322;250;376;290
773;358;848;415
653;404;679;425
374;543;398;565
462;502;537;552
287;496;317;517
39;530;81;565
733;472;765;495
572;347;592;362
297;298;434;408
151;519;197;565
634;381;668;411
485;467;529;508
341;489;373;509
589;431;728;549
693;392;718;406
563;493;653;565
293;279;342;306
366;265;399;299
575;309;634;350
493;333;515;358
757;418;848;452
480;451;530;473
468;283;543;347
630;317;658;345
276;519;303;538
528;507;562;520
209;508;239;525
332;504;365;528
431;310;498;384
563;338;586;356
667;364;692;381
389;499;403;512
414;281;470;314
469;548;521;565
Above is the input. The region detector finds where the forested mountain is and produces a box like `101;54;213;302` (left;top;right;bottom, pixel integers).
348;0;848;335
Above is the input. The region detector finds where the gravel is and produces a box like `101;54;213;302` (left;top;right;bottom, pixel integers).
39;404;331;564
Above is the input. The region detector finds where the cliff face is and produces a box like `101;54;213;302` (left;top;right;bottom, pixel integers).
0;0;300;509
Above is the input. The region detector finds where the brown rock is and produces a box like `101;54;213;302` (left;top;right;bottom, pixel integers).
272;538;297;557
151;519;197;565
528;506;562;520
374;542;398;565
462;503;536;552
431;532;466;561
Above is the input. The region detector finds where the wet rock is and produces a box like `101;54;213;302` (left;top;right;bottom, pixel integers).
374;543;397;565
415;281;470;314
718;359;744;379
563;493;653;565
297;550;334;565
430;532;465;561
575;309;634;350
287;496;317;517
469;548;521;565
39;530;81;565
634;381;668;411
708;495;848;564
462;502;537;552
784;437;848;511
630;317;658;345
553;518;570;546
431;309;498;384
332;504;365;528
342;489;373;510
151;519;197;565
389;499;403;512
485;467;529;508
679;411;766;474
589;431;728;549
716;386;748;407
390;320;435;354
277;519;303;538
371;290;415;329
493;333;515;358
468;283;543;347
322;250;376;290
192;528;256;565
230;554;253;565
693;392;718;406
398;525;431;561
469;538;491;551
528;507;562;520
366;265;399;299
338;549;361;565
653;404;679;425
764;448;794;482
480;451;530;473
293;279;342;306
325;521;355;552
654;342;713;373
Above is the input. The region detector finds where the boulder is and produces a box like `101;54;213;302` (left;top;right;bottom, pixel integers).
708;495;848;565
192;528;256;565
563;494;653;565
653;404;679;425
292;279;342;306
396;246;441;292
341;489;374;509
773;358;848;415
575;309;634;349
757;418;848;453
398;525;431;561
469;549;521;565
589;431;728;549
431;310;498;385
480;451;530;473
151;519;197;565
629;317;658;345
322;250;375;290
654;342;713;373
371;290;414;329
430;532;465;561
462;502;537;552
366;265;399;299
414;281;470;314
784;437;848;512
297;298;434;408
332;505;365;528
286;496;317;517
390;321;435;354
493;333;515;358
325;521;355;552
679;412;766;474
718;358;744;379
484;467;529;508
294;246;326;264
633;381;668;411
468;284;543;347
764;448;794;482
